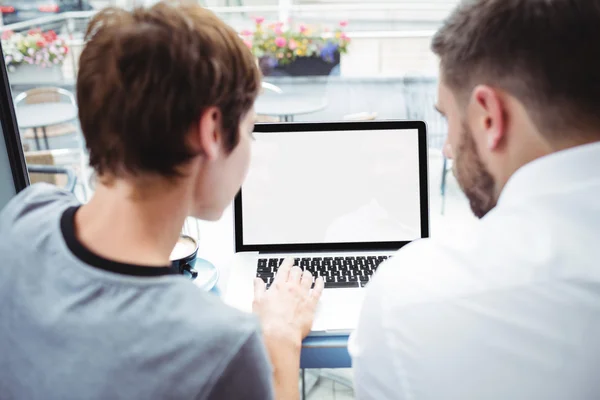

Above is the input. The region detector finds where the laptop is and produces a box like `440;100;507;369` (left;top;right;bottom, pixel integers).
224;120;430;335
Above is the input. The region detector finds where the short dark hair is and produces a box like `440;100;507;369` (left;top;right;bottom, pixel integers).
432;0;600;140
77;0;261;177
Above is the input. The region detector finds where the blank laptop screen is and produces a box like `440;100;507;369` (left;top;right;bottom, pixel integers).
240;128;423;246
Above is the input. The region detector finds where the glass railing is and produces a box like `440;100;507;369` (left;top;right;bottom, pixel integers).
1;5;453;213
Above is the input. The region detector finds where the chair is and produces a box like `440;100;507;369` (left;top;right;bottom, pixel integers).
24;150;77;193
256;82;284;123
24;146;87;199
27;165;77;193
14;87;79;150
261;81;283;95
402;79;451;214
16;87;89;200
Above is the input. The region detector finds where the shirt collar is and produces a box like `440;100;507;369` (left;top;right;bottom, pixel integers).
498;141;600;206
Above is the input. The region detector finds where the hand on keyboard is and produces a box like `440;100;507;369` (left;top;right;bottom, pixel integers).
253;258;325;341
253;260;324;400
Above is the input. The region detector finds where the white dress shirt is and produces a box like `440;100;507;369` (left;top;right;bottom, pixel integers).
349;142;600;400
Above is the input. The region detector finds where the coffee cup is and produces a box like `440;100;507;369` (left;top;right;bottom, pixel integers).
169;234;199;278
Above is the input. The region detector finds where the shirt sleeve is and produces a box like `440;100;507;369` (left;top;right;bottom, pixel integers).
204;330;274;400
349;270;407;400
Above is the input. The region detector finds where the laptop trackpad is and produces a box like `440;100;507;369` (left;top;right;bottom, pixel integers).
312;288;365;333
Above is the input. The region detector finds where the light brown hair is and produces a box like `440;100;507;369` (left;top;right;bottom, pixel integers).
77;0;261;177
432;0;600;140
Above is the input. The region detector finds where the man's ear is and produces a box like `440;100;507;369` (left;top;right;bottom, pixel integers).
192;107;222;161
469;85;507;151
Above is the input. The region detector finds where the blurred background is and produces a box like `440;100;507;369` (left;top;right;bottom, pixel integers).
0;0;476;237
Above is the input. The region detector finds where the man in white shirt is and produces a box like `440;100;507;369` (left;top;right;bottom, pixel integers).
350;0;600;399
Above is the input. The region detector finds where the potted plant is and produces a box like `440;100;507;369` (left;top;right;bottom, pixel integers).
242;17;350;77
2;29;69;84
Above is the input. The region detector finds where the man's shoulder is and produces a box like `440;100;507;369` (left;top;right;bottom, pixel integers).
372;238;476;307
371;214;530;307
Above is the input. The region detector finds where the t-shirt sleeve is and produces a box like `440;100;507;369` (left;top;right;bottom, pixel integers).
204;330;274;400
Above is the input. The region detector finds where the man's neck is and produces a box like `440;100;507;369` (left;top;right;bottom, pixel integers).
74;179;192;267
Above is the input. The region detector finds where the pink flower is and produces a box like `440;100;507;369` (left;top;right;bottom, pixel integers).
339;20;349;27
274;26;283;35
253;16;265;25
274;36;287;47
243;39;253;49
288;39;298;50
241;29;253;36
299;24;308;34
340;32;349;40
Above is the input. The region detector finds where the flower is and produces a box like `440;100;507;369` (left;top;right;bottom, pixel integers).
274;36;287;47
339;20;349;27
320;42;339;63
241;29;253;36
247;18;350;67
253;16;265;25
1;29;69;69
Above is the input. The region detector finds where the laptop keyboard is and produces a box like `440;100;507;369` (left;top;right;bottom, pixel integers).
256;256;392;289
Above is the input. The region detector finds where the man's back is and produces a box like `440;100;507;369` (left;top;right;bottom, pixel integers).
0;184;273;400
351;143;600;399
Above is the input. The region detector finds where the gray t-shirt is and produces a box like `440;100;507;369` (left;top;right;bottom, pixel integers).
0;184;274;400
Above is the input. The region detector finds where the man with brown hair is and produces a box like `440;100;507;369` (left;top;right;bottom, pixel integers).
0;1;323;399
351;0;600;399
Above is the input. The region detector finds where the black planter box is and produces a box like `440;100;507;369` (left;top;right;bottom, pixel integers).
260;52;340;77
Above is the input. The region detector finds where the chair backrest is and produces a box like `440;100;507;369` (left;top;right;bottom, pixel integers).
261;82;283;95
403;79;447;150
24;150;57;186
14;87;76;107
256;82;283;120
